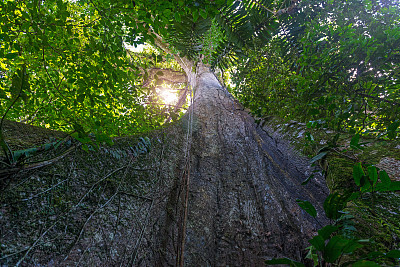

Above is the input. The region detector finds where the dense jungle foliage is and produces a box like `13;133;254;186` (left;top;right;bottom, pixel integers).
0;0;284;161
1;0;400;266
232;0;400;139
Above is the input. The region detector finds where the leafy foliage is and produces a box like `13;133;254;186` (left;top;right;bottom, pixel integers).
166;16;212;60
149;0;293;69
0;0;296;146
211;0;291;69
232;0;400;138
272;165;400;266
1;0;217;163
0;0;163;138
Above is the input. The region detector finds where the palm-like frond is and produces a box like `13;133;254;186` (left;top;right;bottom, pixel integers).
161;0;295;70
211;0;293;70
165;16;212;60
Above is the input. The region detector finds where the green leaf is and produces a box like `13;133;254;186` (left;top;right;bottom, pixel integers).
390;181;400;191
353;162;365;186
323;193;346;220
5;52;18;59
360;176;371;192
387;120;400;139
193;11;199;22
95;133;114;146
175;12;181;22
82;144;89;152
347;192;360;201
350;134;360;149
265;258;305;267
296;199;317;218
305;132;314;142
379;170;391;188
388;120;400;131
310;151;328;164
301;174;314;185
343;240;363;253
67;78;77;84
367;251;385;259
200;9;207;19
367;166;378;186
385;249;400;259
323;236;351;263
305;246;319;266
309;108;319;115
163;9;171;18
318;225;338;240
352;260;380;267
73;123;85;134
309;235;325;251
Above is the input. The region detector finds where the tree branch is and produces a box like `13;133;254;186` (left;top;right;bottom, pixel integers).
142;68;187;87
358;93;400;107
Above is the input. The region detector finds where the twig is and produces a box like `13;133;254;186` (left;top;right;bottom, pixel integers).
65;184;108;261
119;214;139;267
41;43;69;103
75;238;95;267
15;222;56;266
4;177;70;206
0;247;31;261
0;65;26;163
21;96;53;124
1;164;128;265
0;145;77;178
118;191;153;201
105;193;122;265
65;160;133;261
357;92;400;106
332;148;358;161
131;168;153;171
129;200;154;266
177;77;194;267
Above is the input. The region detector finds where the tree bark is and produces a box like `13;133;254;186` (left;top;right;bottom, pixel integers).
0;60;329;266
157;63;329;265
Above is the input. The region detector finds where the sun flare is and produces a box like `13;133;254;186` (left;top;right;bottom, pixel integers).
159;88;178;105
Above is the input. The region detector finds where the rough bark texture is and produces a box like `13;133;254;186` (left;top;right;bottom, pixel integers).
0;66;329;266
156;65;329;266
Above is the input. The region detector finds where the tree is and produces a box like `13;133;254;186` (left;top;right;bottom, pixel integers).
1;0;399;266
233;0;400;137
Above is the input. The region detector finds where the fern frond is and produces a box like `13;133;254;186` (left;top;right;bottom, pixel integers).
165;16;212;60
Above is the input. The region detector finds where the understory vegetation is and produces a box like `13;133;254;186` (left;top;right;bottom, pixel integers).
1;0;400;266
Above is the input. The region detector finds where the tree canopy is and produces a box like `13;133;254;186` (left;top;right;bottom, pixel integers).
2;0;399;142
0;0;292;134
233;0;400;140
1;0;399;181
1;0;400;265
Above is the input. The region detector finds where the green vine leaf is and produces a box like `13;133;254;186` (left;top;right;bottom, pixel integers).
310;151;328;164
296;199;317;218
353;162;365;186
367;166;378;186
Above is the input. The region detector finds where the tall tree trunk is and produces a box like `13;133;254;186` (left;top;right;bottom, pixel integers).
157;63;328;265
0;62;329;266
